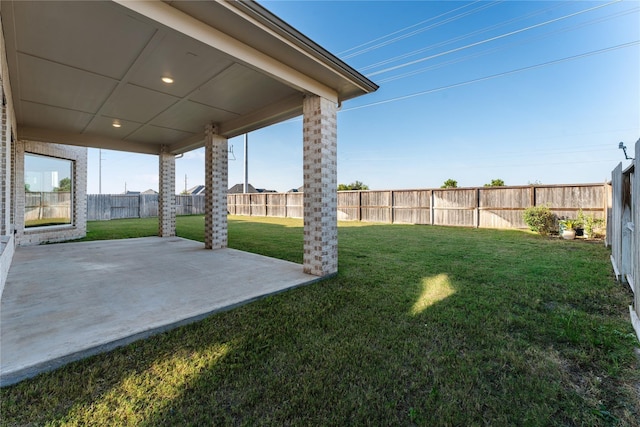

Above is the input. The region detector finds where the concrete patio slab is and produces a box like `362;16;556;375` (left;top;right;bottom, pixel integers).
0;237;318;386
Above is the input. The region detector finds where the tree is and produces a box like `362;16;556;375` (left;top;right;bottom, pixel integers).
440;179;457;189
484;179;505;187
25;183;31;193
54;177;71;192
338;181;369;191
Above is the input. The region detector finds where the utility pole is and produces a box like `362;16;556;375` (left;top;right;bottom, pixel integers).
98;148;102;194
243;133;249;193
184;174;187;193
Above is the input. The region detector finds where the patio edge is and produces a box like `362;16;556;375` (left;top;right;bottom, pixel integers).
0;273;328;387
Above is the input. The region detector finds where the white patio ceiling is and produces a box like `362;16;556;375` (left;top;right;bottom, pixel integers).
1;0;377;155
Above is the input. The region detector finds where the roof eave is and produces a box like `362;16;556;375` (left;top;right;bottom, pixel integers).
225;0;379;98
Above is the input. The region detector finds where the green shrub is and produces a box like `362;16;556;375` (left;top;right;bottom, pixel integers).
584;215;605;238
577;209;606;238
523;205;556;235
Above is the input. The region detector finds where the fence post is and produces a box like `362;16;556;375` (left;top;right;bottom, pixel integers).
603;181;608;233
530;186;536;207
38;192;43;220
358;191;362;221
389;190;394;224
430;190;435;225
475;187;480;228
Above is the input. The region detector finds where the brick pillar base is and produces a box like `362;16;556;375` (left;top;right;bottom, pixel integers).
303;95;338;277
158;145;175;237
204;124;228;249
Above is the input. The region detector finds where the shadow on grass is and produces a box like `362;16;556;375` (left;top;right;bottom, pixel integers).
1;221;638;425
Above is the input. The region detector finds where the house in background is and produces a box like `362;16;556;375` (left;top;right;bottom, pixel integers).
189;184;275;194
124;189;158;195
227;183;276;194
228;183;257;194
0;0;377;286
184;185;206;196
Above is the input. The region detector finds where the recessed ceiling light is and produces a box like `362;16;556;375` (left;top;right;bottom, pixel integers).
112;121;122;128
161;77;174;84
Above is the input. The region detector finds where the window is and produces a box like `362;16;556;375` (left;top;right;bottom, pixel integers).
24;154;73;227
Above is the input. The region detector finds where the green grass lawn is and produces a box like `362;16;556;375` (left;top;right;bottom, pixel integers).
2;216;638;426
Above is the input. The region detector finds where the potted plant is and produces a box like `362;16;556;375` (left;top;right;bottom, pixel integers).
575;209;586;236
559;219;576;240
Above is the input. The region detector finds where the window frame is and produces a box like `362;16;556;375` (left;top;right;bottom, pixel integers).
24;152;75;229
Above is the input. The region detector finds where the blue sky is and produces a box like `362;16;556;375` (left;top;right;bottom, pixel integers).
87;0;639;194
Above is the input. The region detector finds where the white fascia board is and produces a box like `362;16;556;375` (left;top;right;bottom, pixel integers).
113;0;338;103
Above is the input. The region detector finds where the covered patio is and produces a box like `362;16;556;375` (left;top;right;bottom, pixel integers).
0;0;376;385
1;237;320;386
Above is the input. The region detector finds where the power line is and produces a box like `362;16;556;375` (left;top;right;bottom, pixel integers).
376;6;640;84
338;0;482;59
366;0;622;78
344;0;504;59
340;134;640;159
341;150;624;169
452;157;624;170
360;1;567;72
340;147;625;163
343;40;639;113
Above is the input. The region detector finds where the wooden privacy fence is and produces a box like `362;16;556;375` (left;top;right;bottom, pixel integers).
227;193;303;218
606;138;639;341
226;184;608;228
25;192;71;222
87;183;608;229
86;194;204;220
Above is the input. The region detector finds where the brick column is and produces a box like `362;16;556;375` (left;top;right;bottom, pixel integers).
72;146;87;238
303;95;338;277
204;123;228;249
1;86;9;236
158;145;175;237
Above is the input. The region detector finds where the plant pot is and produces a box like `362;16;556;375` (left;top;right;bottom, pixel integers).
562;229;576;240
